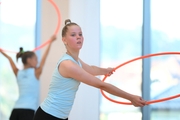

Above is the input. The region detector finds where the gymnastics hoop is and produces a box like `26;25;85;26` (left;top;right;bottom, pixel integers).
101;52;180;105
33;0;61;51
0;0;61;53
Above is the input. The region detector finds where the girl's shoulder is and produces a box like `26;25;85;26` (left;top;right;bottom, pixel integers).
56;54;73;65
58;54;81;67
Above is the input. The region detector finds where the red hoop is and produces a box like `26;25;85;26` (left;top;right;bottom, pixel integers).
32;0;61;51
0;0;61;53
101;52;180;105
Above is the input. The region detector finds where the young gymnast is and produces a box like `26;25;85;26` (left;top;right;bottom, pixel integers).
33;19;146;120
0;35;56;120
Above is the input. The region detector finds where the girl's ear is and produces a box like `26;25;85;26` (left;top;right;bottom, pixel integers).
62;37;67;45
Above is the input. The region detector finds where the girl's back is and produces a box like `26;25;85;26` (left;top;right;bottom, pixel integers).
14;68;39;110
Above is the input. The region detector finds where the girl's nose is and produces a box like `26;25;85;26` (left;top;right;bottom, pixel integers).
77;35;81;39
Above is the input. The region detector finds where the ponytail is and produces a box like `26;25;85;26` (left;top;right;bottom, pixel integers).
16;47;24;62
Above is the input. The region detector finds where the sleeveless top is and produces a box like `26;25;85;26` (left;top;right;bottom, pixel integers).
14;68;40;110
40;54;82;119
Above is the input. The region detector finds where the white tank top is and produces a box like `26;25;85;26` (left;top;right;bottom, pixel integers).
41;54;82;119
14;68;40;110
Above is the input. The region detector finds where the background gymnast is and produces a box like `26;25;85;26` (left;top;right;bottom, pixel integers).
0;35;56;120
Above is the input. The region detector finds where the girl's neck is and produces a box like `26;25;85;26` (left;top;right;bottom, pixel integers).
66;50;79;62
23;64;32;69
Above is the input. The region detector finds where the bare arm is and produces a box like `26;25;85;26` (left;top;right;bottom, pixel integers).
79;59;114;76
0;49;18;76
59;60;146;107
35;35;56;79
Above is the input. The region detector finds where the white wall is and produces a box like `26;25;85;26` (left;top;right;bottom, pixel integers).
69;0;100;120
40;0;69;101
40;0;100;120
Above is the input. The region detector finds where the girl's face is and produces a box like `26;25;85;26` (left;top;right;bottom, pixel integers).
63;25;84;51
27;55;38;68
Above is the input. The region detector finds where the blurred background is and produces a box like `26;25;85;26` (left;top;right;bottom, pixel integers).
0;0;180;120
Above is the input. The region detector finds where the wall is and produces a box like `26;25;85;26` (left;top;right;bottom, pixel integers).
40;0;68;101
40;0;100;120
68;0;100;120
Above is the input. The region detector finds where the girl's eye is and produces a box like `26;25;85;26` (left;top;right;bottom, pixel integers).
71;34;75;36
79;33;82;36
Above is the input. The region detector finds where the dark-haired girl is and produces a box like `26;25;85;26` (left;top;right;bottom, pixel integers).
0;35;56;120
33;19;146;120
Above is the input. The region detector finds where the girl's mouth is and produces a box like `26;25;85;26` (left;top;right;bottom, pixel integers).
77;41;81;44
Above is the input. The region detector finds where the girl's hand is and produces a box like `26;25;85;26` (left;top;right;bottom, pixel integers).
105;67;115;76
0;48;3;53
130;95;146;107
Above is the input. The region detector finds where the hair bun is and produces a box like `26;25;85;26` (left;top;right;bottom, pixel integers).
65;19;71;25
19;47;24;53
16;47;24;62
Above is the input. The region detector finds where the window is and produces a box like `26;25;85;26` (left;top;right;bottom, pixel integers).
150;0;180;119
0;0;36;119
100;0;143;120
100;0;180;120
